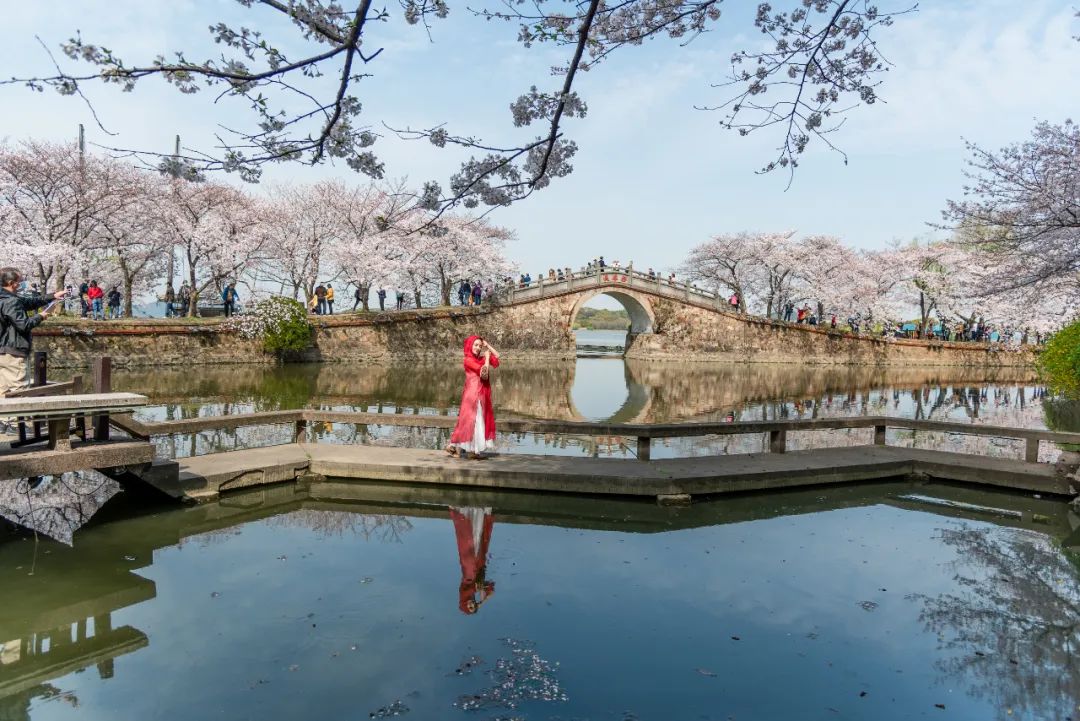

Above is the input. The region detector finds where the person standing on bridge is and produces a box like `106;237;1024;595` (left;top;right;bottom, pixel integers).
446;335;500;460
0;268;66;395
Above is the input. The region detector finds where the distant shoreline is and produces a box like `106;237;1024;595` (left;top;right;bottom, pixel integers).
573;307;629;331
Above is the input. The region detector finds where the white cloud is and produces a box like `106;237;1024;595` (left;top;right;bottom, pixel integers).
841;0;1080;150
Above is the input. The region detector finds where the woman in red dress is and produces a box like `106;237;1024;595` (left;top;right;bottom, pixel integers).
445;335;500;459
450;506;495;614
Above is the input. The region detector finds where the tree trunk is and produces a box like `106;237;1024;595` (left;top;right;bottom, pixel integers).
440;270;452;307
360;284;370;311
413;289;422;309
188;267;198;317
918;291;926;337
118;256;135;317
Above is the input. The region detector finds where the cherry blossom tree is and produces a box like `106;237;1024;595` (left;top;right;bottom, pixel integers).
406;214;516;306
162;181;266;316
261;181;343;302
680;232;762;312
3;1;910;206
0;140;123;289
787;234;860;317
78;163;173;316
942;121;1080;292
328;183;417;311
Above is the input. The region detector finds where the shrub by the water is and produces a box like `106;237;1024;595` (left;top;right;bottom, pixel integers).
1040;319;1080;397
226;296;312;356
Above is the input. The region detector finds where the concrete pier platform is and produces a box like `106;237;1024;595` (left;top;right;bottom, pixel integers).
165;442;1068;503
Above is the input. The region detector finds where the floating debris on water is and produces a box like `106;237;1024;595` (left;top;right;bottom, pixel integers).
369;700;409;718
455;655;484;675
858;601;879;612
455;639;568;711
695;668;718;677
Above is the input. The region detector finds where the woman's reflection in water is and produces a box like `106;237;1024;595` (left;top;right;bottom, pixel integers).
450;506;495;615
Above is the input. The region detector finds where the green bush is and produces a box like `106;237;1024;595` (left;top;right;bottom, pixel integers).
227;296;312;357
1040;319;1080;397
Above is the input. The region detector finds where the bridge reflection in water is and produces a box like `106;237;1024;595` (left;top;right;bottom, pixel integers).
102;358;1048;462
109;356;1042;427
2;477;1078;719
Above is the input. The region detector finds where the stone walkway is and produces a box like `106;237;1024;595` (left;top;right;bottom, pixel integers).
167;442;1064;502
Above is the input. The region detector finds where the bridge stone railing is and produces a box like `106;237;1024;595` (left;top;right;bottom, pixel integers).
497;265;728;309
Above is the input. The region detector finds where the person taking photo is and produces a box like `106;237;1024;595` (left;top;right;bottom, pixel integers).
0;267;66;395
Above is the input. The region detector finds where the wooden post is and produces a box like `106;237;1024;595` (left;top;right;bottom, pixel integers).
769;429;786;453
294;418;308;443
47;417;72;451
28;352;48;440
92;357;112;441
874;424;886;446
1025;437;1039;463
32;351;47;386
72;375;86;439
636;436;650;461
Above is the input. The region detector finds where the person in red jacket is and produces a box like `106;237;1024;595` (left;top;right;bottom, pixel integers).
86;281;105;321
445;335;500;460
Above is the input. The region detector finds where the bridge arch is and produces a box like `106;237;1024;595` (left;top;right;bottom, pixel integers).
568;289;655;335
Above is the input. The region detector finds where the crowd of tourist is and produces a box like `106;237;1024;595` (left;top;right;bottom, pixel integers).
16;259;1040;346
58;280;123;320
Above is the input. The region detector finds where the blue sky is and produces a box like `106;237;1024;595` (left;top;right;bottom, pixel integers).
1;0;1077;280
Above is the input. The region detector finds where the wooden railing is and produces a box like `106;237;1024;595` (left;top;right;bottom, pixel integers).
111;409;1080;463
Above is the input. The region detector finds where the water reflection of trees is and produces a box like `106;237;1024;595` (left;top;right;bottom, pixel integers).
914;525;1080;720
117;358;1052;460
266;510;413;542
0;472;121;544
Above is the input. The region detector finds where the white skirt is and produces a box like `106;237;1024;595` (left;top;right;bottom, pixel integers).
454;399;494;453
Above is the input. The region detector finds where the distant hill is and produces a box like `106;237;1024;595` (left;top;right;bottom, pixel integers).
574;307;629;330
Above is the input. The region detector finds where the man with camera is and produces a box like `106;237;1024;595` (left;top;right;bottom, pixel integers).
0;267;67;395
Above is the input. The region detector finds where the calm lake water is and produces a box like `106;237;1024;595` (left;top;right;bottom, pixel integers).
2;481;1079;721
3;335;1078;720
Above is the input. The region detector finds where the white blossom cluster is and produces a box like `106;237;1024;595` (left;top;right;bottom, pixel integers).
223;296;309;343
681;231;1077;336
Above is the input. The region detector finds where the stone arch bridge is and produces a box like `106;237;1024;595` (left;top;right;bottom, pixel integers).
480;268;1037;367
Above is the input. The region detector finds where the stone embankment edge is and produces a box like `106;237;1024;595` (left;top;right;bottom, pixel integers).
33;301;1038;369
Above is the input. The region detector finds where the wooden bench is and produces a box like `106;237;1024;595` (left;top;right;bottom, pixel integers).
0;393;149;451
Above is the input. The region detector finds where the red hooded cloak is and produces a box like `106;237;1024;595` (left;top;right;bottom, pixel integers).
449;335;499;444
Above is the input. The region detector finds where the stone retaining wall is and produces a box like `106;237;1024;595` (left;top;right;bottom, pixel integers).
35;294;1038;369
